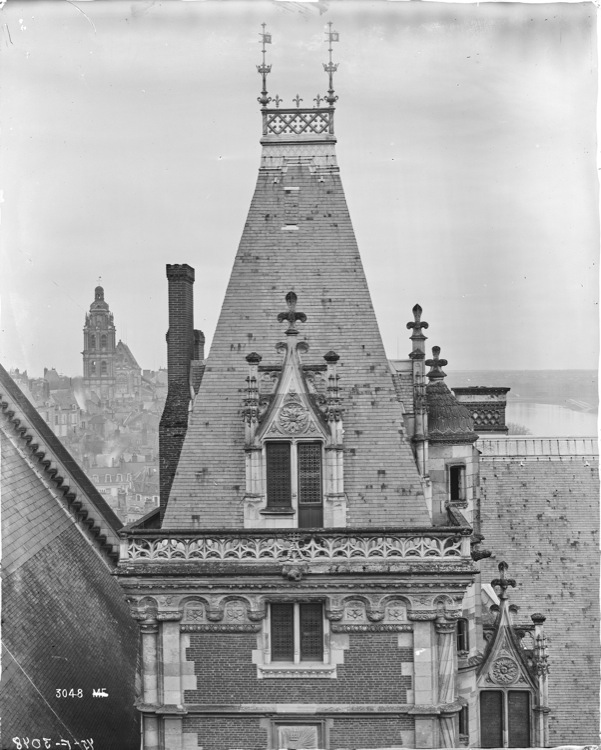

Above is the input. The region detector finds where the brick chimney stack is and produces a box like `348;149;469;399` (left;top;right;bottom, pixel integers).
166;264;195;388
159;264;196;521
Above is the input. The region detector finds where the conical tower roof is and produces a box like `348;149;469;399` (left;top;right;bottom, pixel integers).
163;29;429;528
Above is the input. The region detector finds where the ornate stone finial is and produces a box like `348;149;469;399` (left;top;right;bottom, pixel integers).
323;21;340;106
425;346;448;381
531;613;546;625
245;352;262;365
491;561;517;601
293;94;303;108
277;291;307;336
257;23;272;107
406;304;429;334
407;303;429;359
273;94;283;108
324;350;340;364
314;94;324;107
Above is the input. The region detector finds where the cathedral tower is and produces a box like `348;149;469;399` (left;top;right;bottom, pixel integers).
82;285;116;400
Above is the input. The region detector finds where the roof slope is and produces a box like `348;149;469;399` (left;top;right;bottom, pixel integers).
479;444;599;744
0;363;123;562
164;116;428;528
1;364;140;745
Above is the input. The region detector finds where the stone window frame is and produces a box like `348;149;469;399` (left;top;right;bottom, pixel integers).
447;462;467;505
261;438;325;525
255;600;338;679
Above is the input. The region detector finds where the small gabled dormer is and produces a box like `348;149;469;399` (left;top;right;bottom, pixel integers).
477;562;549;748
242;292;345;529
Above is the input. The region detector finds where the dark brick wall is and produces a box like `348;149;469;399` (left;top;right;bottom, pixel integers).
159;263;195;518
329;716;414;747
1;435;140;749
184;717;267;750
480;457;600;744
183;715;414;750
184;632;411;704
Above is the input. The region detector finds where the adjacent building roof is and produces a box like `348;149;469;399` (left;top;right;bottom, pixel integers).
478;437;600;744
0;363;123;564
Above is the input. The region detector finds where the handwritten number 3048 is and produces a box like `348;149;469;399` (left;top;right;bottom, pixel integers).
56;689;83;698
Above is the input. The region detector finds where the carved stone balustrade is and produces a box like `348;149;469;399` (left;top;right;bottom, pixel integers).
119;527;473;570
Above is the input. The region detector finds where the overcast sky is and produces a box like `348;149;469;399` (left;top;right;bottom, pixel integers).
0;0;598;377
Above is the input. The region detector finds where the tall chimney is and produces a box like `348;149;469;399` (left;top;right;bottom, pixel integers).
159;264;195;520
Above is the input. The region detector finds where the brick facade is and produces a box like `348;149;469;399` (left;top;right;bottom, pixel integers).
183;715;415;750
184;716;267;750
184;632;412;704
329;716;414;747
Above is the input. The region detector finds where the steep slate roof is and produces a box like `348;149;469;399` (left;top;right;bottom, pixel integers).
1;363;140;746
0;363;123;564
478;437;600;744
164;92;429;528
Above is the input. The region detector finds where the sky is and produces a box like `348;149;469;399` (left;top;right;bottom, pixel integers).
0;0;598;377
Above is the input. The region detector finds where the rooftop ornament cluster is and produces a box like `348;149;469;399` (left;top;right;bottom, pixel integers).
256;22;340;110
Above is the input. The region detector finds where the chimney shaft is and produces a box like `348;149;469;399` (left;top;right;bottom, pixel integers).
159;263;196;521
166;264;195;389
194;329;206;361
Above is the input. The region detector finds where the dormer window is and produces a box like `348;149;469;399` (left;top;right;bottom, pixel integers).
264;441;323;527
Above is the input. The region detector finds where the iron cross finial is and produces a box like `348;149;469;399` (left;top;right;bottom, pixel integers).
257;23;272;107
491;561;517;601
277;291;307;336
425;345;448;381
323;21;340;106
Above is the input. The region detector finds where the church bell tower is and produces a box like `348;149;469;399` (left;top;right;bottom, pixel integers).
82;285;117;400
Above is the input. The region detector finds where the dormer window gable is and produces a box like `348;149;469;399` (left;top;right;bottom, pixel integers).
242;293;345;529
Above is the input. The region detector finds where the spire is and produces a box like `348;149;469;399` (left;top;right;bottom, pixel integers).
257;23;273;107
406;303;428;360
323;22;340;106
425;345;448;381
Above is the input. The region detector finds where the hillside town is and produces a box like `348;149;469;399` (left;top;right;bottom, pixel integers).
9;288;167;525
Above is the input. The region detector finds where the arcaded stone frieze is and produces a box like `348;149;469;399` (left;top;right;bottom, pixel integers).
120;528;472;563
